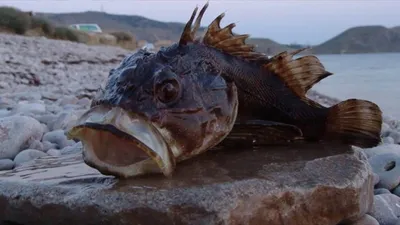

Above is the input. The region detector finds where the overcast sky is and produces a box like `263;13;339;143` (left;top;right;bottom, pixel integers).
2;0;399;45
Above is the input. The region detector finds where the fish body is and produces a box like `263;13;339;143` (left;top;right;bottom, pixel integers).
67;2;383;178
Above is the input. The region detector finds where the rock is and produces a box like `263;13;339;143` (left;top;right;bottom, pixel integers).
0;142;374;225
0;109;10;118
372;173;380;186
390;131;400;144
28;140;44;151
368;194;400;225
46;149;61;157
382;136;395;144
51;110;85;131
76;97;91;106
392;185;400;197
0;159;14;171
42;141;57;152
11;101;46;115
60;141;82;155
348;214;379;225
368;153;400;190
14;149;47;166
0;116;44;160
58;96;79;106
42;129;75;149
363;144;400;159
374;188;391;195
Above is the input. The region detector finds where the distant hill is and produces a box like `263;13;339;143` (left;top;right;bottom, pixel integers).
312;26;400;54
35;11;293;55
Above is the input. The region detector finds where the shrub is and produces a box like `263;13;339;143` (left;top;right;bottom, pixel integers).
53;27;80;42
0;6;30;34
110;31;133;42
30;16;54;36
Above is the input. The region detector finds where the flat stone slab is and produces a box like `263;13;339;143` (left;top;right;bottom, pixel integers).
0;142;373;225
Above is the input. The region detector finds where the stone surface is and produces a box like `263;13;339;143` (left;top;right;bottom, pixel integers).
0;159;14;171
0;116;44;159
368;152;400;190
0;142;373;225
348;214;379;225
368;193;400;225
14;149;48;166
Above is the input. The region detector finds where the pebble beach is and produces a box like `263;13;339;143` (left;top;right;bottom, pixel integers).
1;33;400;225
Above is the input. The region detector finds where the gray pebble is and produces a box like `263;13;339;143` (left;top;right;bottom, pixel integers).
364;144;400;159
14;149;47;166
47;149;61;157
348;214;379;225
374;188;391;195
42;129;75;149
42;141;57;152
392;185;400;197
77;97;91;106
0;159;14;170
28;140;44;151
368;152;400;190
60;142;82;155
368;194;400;225
373;173;380;186
382;136;395;144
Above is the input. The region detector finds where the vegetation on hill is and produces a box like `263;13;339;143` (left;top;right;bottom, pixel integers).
0;6;137;50
312;26;400;54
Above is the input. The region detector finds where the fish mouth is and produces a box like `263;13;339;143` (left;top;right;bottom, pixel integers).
66;105;175;178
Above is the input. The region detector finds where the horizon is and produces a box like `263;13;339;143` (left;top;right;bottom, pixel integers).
1;0;399;45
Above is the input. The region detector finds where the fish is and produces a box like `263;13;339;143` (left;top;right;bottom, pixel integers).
67;2;383;178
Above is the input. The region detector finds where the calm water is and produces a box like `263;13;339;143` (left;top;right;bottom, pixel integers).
310;53;400;119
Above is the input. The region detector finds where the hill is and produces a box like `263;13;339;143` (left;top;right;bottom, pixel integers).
35;11;293;54
312;26;400;54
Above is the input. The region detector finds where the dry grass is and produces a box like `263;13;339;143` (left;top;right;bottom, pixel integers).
0;6;139;50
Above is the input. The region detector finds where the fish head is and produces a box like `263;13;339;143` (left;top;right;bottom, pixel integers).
67;47;238;178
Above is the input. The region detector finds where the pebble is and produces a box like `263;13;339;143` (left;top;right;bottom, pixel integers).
392;185;400;197
364;144;400;159
11;101;46;116
28;140;44;151
374;188;391;195
47;149;61;157
349;214;379;225
42;129;75;149
14;149;48;166
0;159;14;170
0;116;44;160
368;152;400;190
42;141;58;152
60;142;82;155
368;194;400;225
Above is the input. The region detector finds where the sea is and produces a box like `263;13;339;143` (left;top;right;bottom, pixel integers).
309;53;400;120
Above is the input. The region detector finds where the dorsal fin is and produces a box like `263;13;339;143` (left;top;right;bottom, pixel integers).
179;3;333;102
179;2;269;62
264;48;333;97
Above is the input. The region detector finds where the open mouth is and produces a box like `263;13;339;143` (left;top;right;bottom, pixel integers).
66;105;175;178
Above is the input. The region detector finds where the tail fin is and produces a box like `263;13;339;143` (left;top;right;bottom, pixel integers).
325;99;382;148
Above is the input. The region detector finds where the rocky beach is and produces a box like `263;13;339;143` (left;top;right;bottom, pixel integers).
0;33;400;225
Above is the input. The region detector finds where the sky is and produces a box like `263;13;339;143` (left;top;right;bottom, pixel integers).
2;0;399;45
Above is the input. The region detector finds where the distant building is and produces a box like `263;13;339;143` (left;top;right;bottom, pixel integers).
69;24;103;33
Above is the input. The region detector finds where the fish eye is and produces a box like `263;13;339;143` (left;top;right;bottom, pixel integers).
156;79;181;104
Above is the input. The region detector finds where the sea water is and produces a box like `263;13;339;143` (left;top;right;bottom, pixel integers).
311;53;400;119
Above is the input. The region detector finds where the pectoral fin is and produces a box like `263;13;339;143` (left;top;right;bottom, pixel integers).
218;120;304;147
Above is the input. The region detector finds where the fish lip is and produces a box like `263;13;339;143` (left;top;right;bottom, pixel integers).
66;105;176;178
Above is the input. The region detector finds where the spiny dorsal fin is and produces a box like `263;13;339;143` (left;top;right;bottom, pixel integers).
179;2;269;62
264;48;333;97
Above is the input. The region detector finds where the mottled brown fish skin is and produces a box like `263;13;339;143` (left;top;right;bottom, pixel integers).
168;2;383;148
